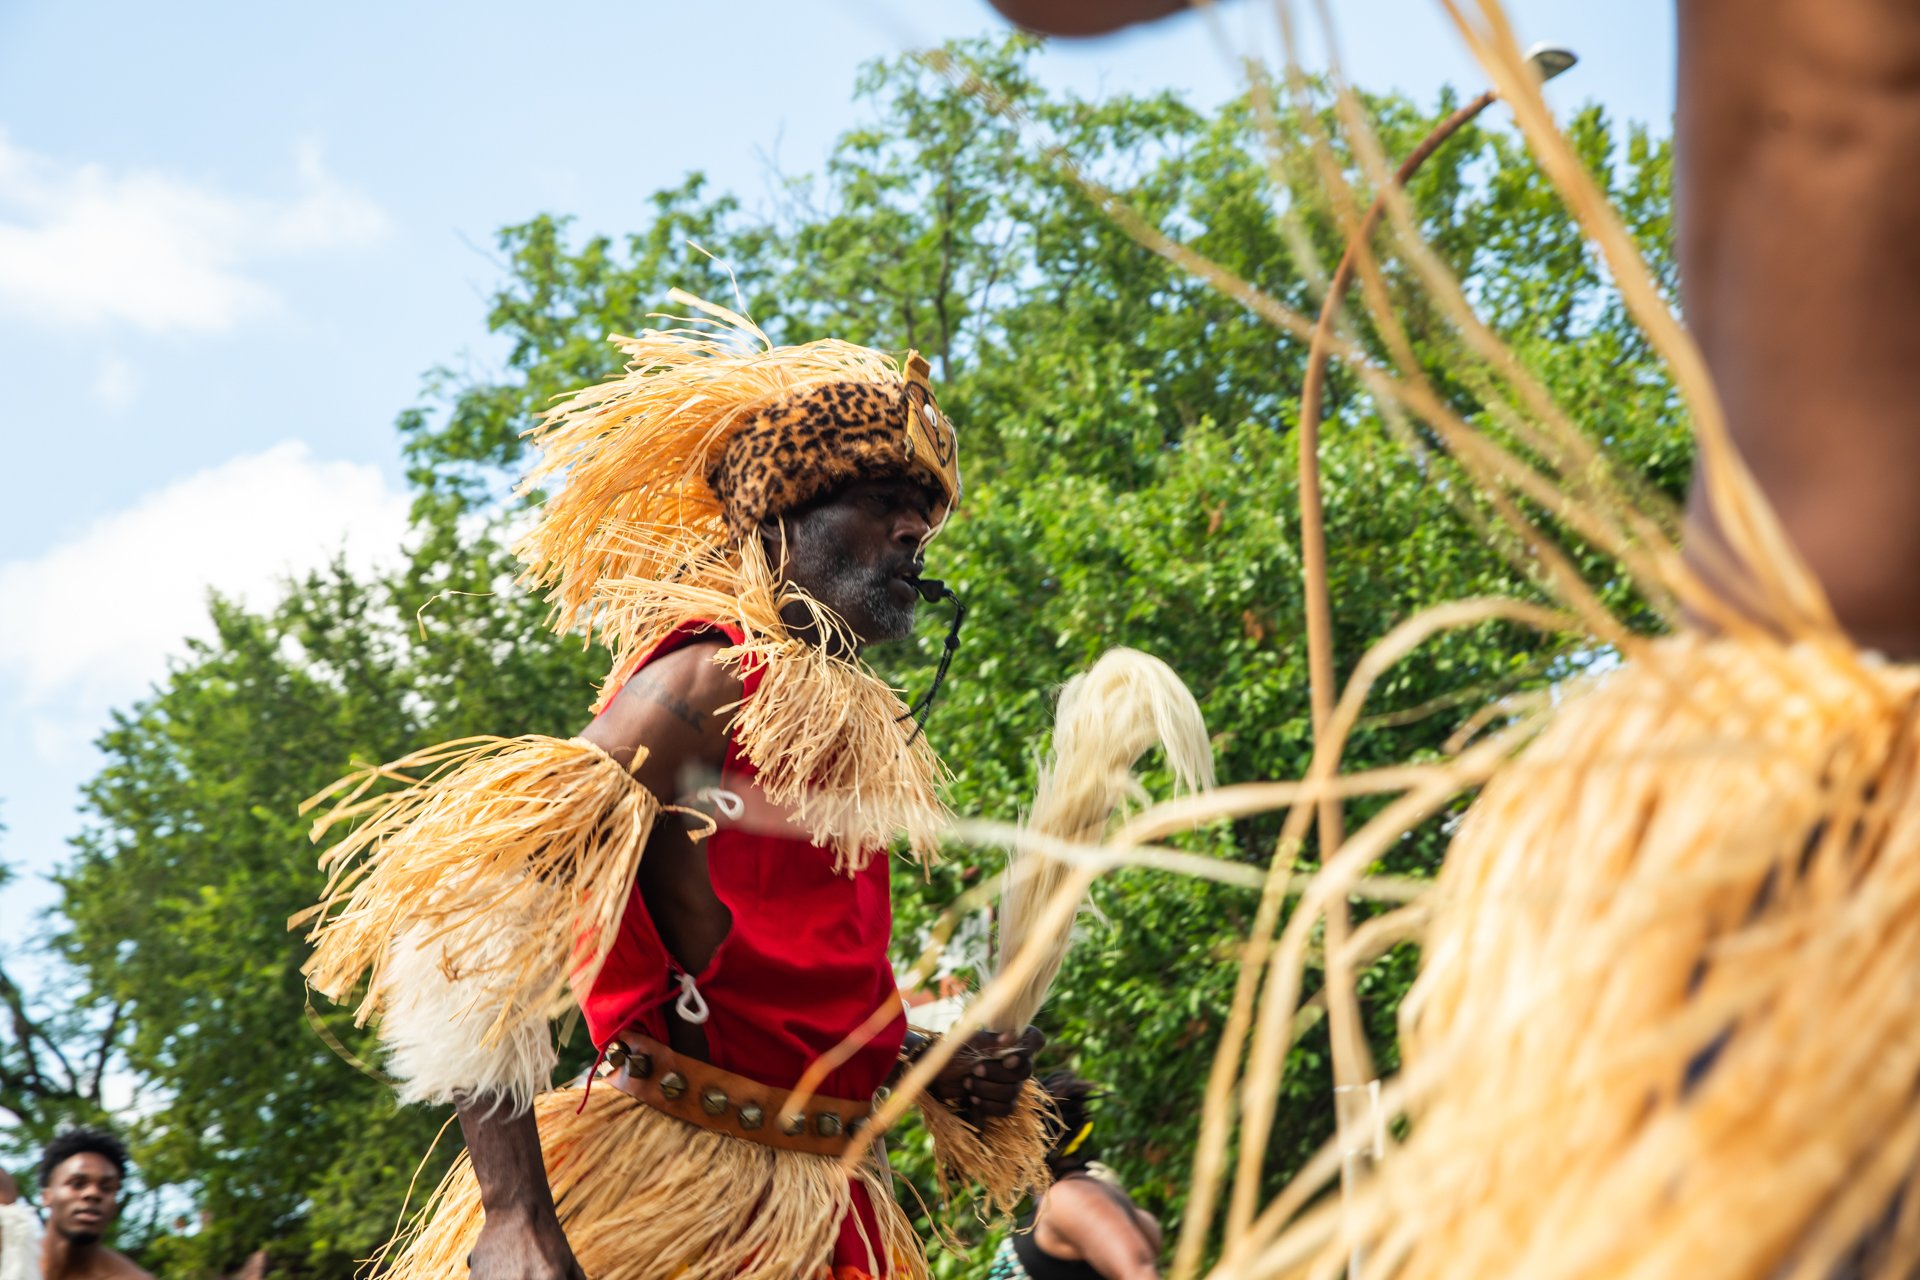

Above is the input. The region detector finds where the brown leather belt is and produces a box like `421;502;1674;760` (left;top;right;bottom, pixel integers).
601;1031;883;1158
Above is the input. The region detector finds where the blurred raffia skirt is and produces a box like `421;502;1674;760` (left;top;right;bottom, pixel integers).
1303;632;1920;1280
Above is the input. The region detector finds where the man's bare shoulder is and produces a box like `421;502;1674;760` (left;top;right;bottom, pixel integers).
104;1247;156;1279
41;1247;154;1280
628;639;742;710
581;638;742;779
611;639;743;736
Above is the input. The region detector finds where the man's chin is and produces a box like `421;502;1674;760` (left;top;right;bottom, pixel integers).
852;614;917;652
60;1227;104;1247
846;581;916;645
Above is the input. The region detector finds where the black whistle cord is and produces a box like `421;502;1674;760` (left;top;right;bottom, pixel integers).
898;576;965;747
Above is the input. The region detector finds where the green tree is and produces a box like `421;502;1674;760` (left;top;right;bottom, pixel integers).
0;816;125;1170
53;552;604;1274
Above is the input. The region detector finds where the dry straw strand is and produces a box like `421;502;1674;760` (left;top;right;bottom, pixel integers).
1123;3;1920;1278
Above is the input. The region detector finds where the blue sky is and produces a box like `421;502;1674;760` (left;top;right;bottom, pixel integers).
0;0;1673;939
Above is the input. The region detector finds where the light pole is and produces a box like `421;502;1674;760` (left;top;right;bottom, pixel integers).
1301;43;1577;1278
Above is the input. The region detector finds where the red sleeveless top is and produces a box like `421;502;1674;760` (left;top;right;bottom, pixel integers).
580;622;908;1101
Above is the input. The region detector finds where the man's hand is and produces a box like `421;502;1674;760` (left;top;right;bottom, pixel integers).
466;1205;586;1280
933;1026;1045;1124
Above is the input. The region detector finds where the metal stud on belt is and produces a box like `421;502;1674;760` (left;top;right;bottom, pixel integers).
606;1040;653;1079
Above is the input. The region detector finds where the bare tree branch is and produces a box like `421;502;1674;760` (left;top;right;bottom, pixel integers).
0;965;51;1093
87;1001;124;1102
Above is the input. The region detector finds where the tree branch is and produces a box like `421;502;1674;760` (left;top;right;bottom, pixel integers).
0;965;50;1092
87;1001;124;1102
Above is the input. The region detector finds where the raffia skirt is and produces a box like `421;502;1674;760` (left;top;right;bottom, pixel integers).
377;1084;926;1280
1270;634;1920;1280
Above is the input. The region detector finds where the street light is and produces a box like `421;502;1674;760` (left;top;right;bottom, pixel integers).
1525;43;1580;83
1297;43;1577;1280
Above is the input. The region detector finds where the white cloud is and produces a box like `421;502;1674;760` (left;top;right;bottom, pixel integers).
93;355;136;408
0;442;411;755
0;130;388;333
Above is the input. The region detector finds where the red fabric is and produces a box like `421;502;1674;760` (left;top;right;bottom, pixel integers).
829;1181;894;1279
581;620;908;1102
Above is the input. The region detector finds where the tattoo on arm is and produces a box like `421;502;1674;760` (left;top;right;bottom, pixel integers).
631;671;708;732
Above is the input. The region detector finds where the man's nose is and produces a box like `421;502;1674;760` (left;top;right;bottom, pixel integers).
892;508;930;547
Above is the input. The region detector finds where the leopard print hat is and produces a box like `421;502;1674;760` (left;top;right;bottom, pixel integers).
706;353;961;542
515;295;961;641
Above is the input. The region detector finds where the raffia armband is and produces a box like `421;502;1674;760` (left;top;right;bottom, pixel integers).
291;735;661;1114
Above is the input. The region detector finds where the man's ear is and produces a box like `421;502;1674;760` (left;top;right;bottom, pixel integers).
758;513;790;571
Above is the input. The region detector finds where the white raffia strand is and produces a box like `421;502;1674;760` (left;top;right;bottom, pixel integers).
995;648;1216;1033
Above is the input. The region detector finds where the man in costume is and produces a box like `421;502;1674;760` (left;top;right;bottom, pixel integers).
298;298;1052;1280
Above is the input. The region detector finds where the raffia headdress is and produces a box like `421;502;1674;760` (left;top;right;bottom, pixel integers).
513;289;960;660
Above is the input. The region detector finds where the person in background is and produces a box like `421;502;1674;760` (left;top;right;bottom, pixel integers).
33;1128;150;1280
990;1072;1163;1280
0;1166;38;1280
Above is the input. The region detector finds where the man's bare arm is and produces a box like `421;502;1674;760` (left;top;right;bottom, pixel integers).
457;640;740;1280
453;1096;584;1280
1678;0;1920;652
1035;1178;1162;1280
584;641;742;978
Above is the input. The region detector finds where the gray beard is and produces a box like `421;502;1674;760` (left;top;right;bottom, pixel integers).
856;570;917;641
785;543;916;644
